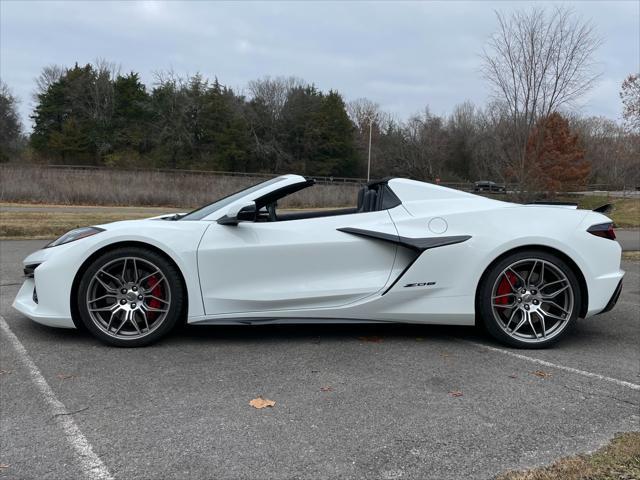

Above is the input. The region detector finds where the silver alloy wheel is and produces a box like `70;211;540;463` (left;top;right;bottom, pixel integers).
490;258;574;344
86;256;171;340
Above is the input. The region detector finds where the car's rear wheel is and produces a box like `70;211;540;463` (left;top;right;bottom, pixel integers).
478;250;580;348
77;247;184;347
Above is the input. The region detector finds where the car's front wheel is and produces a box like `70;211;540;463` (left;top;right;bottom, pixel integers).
77;247;184;347
478;250;581;348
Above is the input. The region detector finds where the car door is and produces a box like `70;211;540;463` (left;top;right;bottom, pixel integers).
197;210;399;316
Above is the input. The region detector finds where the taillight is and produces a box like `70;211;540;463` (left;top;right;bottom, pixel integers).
588;222;616;240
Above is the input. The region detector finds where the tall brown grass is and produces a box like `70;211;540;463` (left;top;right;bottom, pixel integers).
0;165;361;208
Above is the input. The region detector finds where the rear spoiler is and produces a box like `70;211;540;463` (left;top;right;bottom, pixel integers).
593;203;613;214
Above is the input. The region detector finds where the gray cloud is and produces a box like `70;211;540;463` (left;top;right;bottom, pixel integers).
1;0;638;130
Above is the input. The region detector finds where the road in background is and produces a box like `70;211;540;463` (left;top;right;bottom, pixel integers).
617;229;640;251
1;240;638;479
574;191;640;198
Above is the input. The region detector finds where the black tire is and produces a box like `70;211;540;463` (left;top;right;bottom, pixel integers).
478;249;581;349
77;247;184;347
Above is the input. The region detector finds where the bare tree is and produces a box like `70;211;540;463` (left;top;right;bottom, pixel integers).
347;98;390;177
481;7;601;185
620;73;640;133
392;108;449;181
447;101;481;180
572;115;639;187
34;64;64;99
89;59;119;155
89;58;119;120
243;76;306;172
247;76;304;120
149;70;193;169
347;98;378;130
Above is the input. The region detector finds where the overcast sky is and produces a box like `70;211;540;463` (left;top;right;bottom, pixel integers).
1;0;638;131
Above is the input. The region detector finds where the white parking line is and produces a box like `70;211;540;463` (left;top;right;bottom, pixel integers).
0;315;114;480
465;340;640;391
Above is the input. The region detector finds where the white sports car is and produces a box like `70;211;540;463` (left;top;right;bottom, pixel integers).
13;175;624;348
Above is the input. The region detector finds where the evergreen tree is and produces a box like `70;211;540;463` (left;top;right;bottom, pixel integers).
28;63;359;175
30;73;67;155
31;63;114;163
279;85;324;174
112;73;151;156
199;80;251;171
47;117;92;162
314;90;357;176
149;76;191;169
0;81;23;162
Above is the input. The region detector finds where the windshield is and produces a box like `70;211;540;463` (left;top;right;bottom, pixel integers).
180;177;286;221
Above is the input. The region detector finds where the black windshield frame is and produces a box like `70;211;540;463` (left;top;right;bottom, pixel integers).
180;177;286;221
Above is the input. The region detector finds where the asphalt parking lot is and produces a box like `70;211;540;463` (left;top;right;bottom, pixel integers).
1;240;638;480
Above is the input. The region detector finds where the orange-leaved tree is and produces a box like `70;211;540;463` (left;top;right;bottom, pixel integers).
526;112;590;193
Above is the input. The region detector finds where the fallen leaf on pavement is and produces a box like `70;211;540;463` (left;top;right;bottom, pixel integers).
448;391;463;397
249;396;276;409
532;370;552;378
358;336;383;343
320;386;333;392
56;373;76;380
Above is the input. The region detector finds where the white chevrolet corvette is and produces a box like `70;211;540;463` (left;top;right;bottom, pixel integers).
13;175;624;348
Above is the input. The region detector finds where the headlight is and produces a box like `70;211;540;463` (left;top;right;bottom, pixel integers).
45;227;105;248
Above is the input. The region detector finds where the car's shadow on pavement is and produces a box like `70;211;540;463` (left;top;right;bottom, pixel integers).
19;309;620;351
20;317;487;348
175;322;484;345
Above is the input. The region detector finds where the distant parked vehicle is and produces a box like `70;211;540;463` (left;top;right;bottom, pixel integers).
474;181;506;193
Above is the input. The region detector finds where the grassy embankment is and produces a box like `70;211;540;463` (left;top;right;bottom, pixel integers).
498;431;640;480
565;195;639;228
0;204;182;239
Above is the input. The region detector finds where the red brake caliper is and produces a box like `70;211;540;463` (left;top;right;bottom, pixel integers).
146;275;163;320
496;271;517;304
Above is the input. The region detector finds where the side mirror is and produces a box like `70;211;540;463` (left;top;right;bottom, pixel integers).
217;201;257;225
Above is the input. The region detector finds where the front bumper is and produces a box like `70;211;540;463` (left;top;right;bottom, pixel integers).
12;278;76;328
12;243;79;329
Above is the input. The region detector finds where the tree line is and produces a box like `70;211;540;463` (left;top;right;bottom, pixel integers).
1;7;638;190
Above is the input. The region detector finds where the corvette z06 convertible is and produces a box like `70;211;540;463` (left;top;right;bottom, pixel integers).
14;175;623;348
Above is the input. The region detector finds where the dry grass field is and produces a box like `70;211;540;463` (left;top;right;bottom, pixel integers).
1;166;638;239
0;165;360;208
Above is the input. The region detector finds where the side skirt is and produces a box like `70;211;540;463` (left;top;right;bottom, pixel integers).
188;317;394;326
